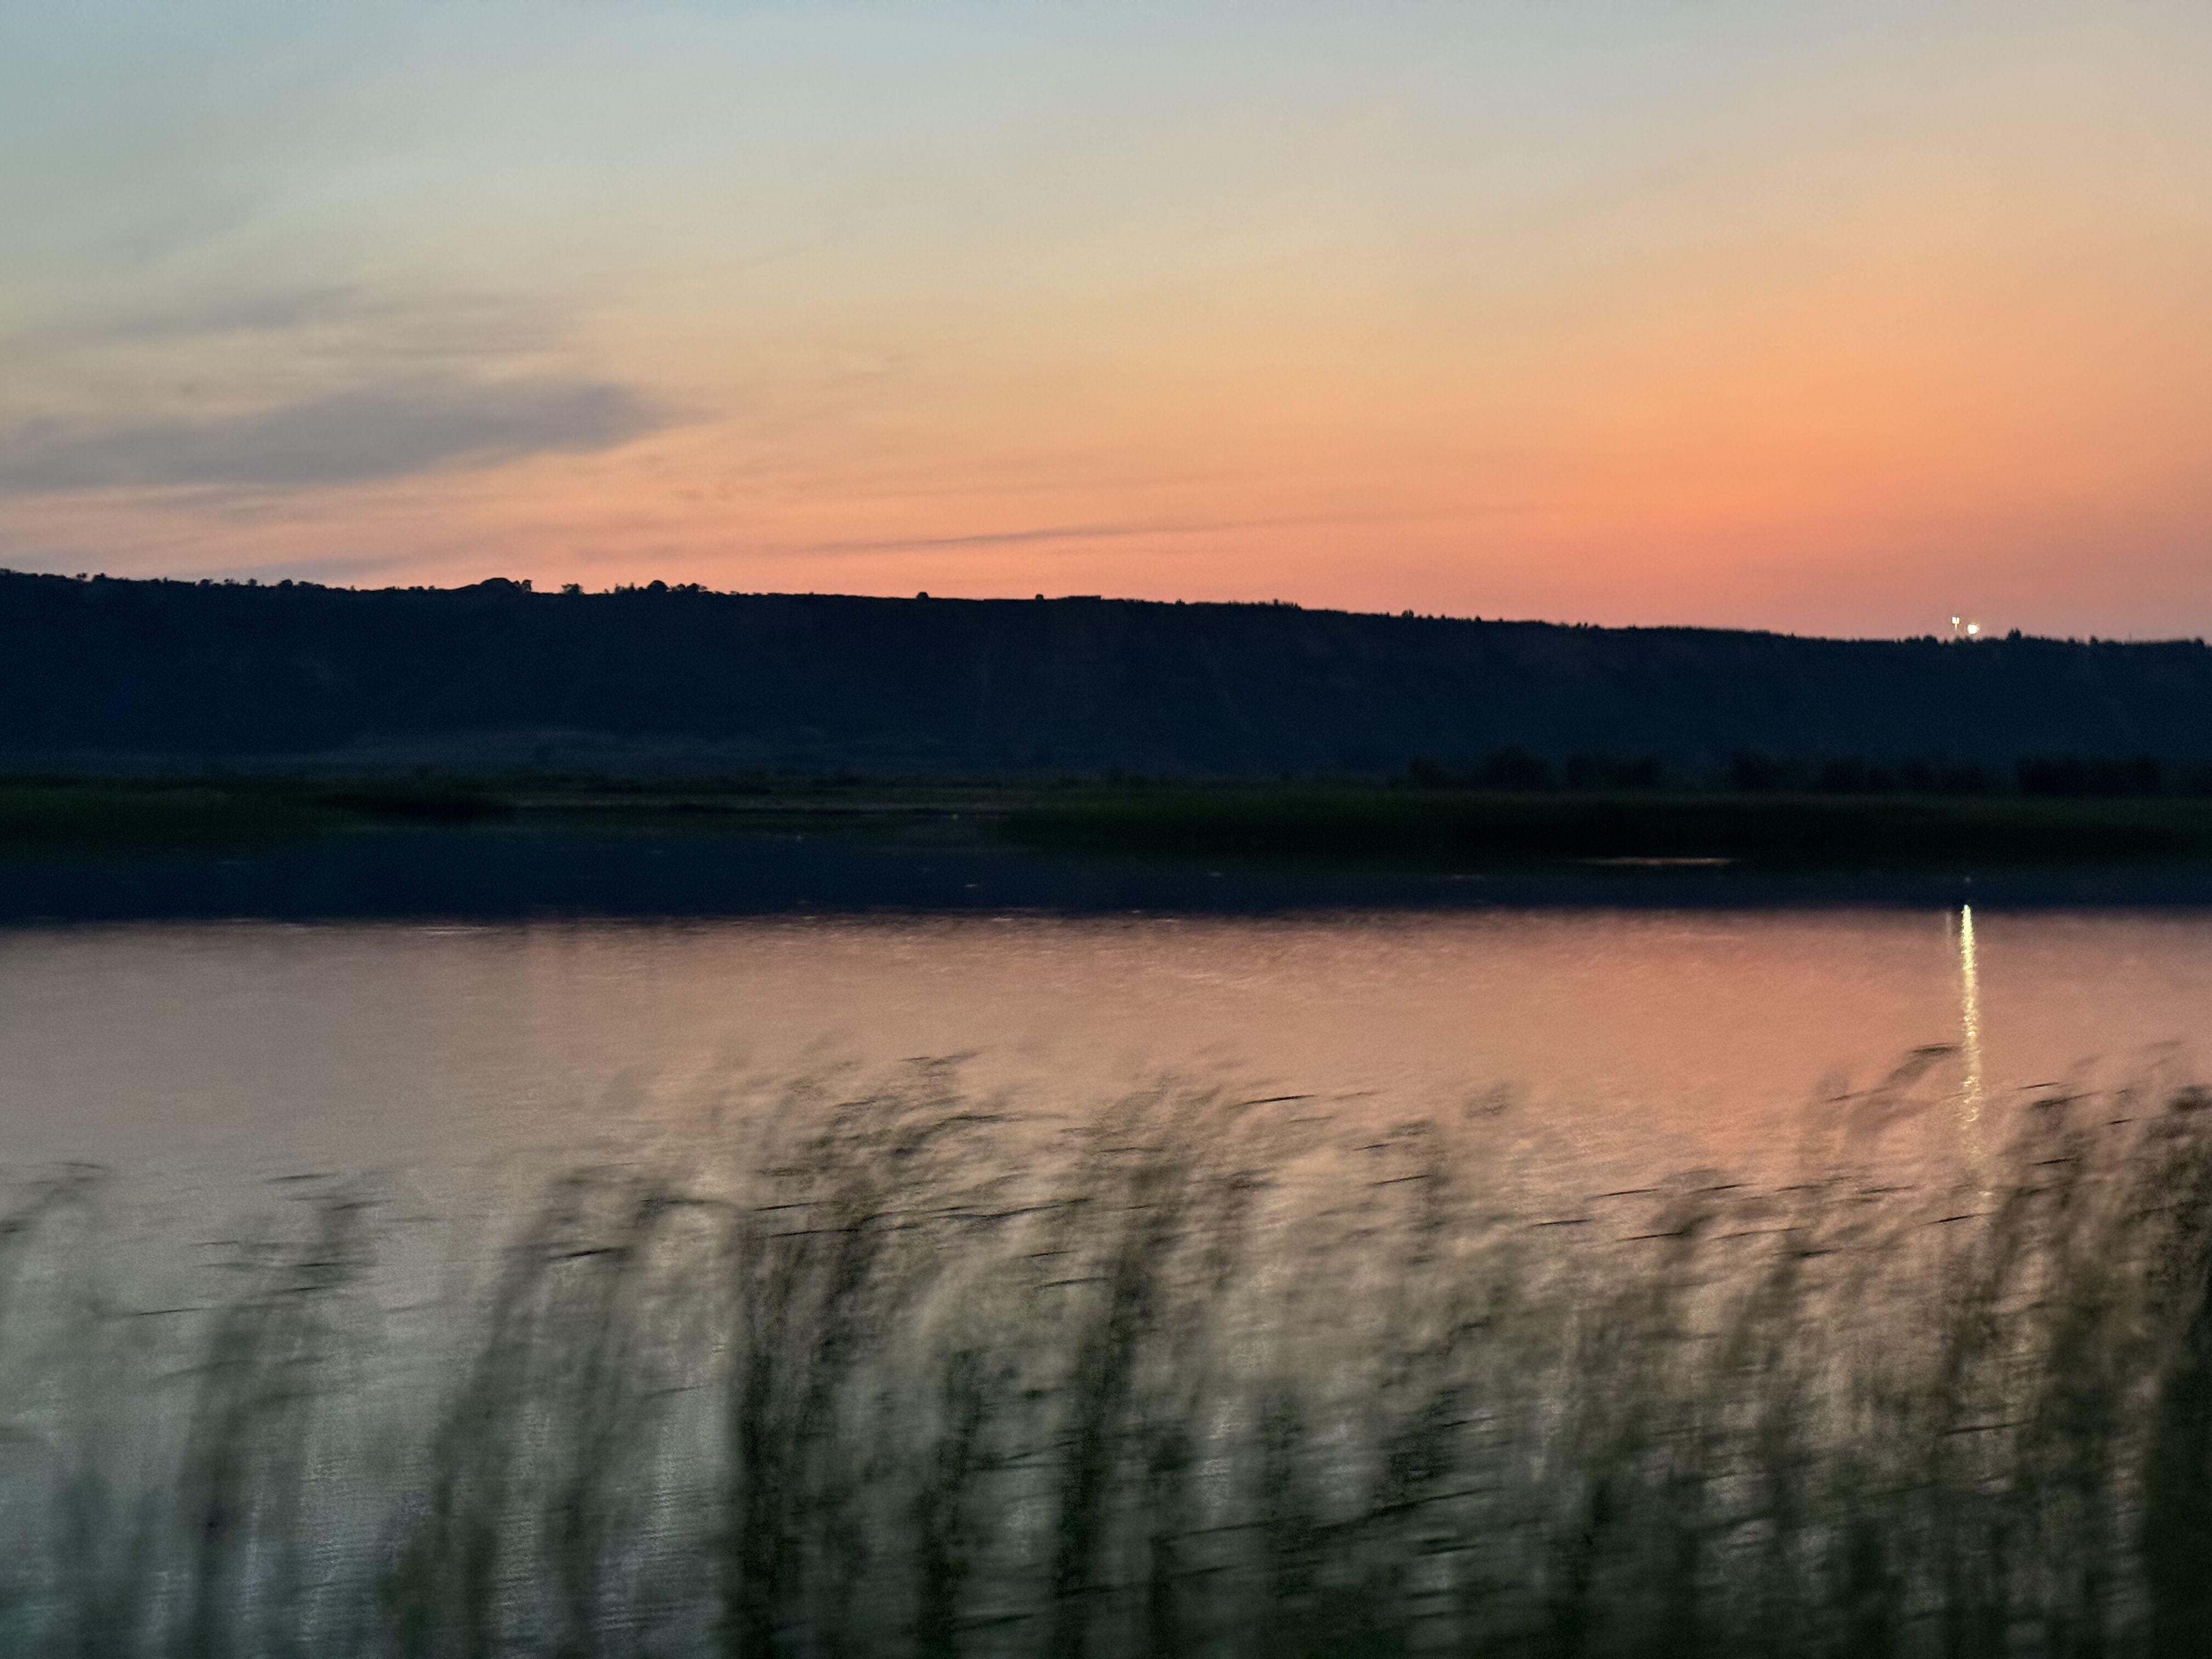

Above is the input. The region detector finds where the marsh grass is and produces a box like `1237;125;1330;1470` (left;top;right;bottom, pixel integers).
0;781;512;857
0;783;332;854
3;1066;2211;1656
1002;789;2212;869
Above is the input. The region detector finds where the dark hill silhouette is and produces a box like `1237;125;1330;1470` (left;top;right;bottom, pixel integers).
3;569;2209;777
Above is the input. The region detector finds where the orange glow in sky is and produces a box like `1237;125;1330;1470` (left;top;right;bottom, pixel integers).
5;4;2211;637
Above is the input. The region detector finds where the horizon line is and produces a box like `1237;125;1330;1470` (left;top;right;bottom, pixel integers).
4;566;2206;649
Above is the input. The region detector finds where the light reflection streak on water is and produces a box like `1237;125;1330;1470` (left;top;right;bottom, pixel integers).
1957;903;1985;1170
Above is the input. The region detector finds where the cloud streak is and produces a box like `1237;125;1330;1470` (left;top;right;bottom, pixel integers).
795;509;1458;557
0;375;671;493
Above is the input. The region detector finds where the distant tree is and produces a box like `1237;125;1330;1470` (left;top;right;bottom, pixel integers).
1731;752;1788;792
1481;747;1554;789
1565;754;1663;790
1818;757;1880;794
2018;755;2166;797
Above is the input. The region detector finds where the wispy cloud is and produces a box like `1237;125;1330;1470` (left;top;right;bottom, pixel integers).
0;375;672;493
95;284;370;342
799;518;1222;555
795;510;1441;557
6;280;567;369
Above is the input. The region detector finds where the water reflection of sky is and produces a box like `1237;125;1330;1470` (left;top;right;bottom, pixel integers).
3;910;2209;1208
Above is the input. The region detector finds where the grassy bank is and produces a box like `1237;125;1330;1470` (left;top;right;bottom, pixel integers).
16;774;2212;872
0;780;513;854
3;1066;2210;1654
1003;787;2212;870
0;780;333;853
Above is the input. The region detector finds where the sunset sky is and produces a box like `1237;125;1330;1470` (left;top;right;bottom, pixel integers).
5;2;2212;637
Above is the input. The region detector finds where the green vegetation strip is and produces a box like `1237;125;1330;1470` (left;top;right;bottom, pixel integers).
0;783;331;853
1004;788;2212;867
15;775;2212;867
0;781;517;854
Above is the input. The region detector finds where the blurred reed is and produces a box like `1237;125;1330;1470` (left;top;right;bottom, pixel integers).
1;1061;2209;1657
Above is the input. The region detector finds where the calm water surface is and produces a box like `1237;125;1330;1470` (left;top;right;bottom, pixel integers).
5;905;2212;1651
3;906;2206;1204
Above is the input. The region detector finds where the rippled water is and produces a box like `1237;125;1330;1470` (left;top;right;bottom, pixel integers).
3;904;2208;1195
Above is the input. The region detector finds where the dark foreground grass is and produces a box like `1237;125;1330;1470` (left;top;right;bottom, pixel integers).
1003;789;2212;870
3;1069;2212;1656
